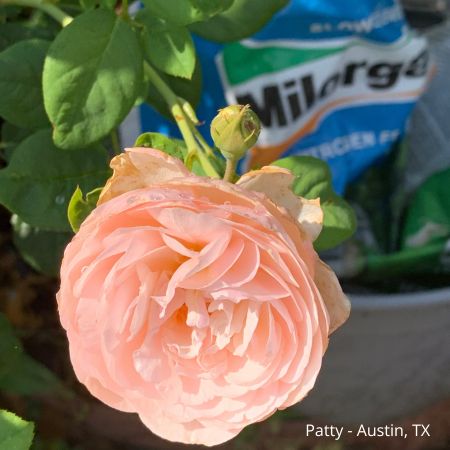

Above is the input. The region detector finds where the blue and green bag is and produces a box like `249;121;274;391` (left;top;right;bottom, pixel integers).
127;0;431;194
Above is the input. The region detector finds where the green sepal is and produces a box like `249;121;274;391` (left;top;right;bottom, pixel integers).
67;186;103;233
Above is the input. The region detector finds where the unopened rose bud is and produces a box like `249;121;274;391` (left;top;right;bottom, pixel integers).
210;104;261;160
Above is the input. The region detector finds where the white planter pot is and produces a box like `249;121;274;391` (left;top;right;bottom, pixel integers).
296;287;450;424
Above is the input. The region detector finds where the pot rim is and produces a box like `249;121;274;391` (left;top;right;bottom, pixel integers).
347;286;450;310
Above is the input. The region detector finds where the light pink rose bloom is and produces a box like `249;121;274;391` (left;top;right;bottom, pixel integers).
57;148;350;446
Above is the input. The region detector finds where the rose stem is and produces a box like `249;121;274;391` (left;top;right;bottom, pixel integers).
121;0;130;21
0;0;73;26
223;157;238;182
177;98;215;158
110;129;121;156
144;61;220;178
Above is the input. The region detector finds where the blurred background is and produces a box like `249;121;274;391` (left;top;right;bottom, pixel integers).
1;0;449;449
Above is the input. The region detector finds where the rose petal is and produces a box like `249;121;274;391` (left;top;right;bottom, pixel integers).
237;166;323;242
314;260;351;334
98;147;190;204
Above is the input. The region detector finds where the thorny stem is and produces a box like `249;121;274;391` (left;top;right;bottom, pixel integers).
1;0;73;26
144;61;220;178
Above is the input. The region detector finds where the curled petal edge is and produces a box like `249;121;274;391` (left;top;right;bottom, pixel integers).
98;147;190;205
314;260;351;334
237;166;323;242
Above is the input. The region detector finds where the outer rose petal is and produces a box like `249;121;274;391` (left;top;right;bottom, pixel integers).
314;260;351;333
98;147;189;204
237;166;323;242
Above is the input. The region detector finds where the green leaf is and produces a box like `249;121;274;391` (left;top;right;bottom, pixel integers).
0;39;50;129
272;156;356;251
0;313;61;395
0;410;34;450
317;196;358;251
190;0;288;42
146;59;202;119
11;215;71;276
100;0;117;9
1;123;35;150
0;354;62;396
43;9;143;149
400;167;450;249
0;129;111;232
80;0;116;10
273;156;333;199
0;23;54;52
0;24;33;52
141;0;234;26
67;186;102;233
1;123;34;162
134;132;185;160
134;78;149;107
133;132;225;177
137;12;196;79
79;0;96;9
0;6;22;22
0;314;22;380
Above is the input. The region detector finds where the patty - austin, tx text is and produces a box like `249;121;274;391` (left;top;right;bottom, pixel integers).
306;424;431;440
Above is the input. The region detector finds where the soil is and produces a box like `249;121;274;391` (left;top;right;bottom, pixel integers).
0;205;449;450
